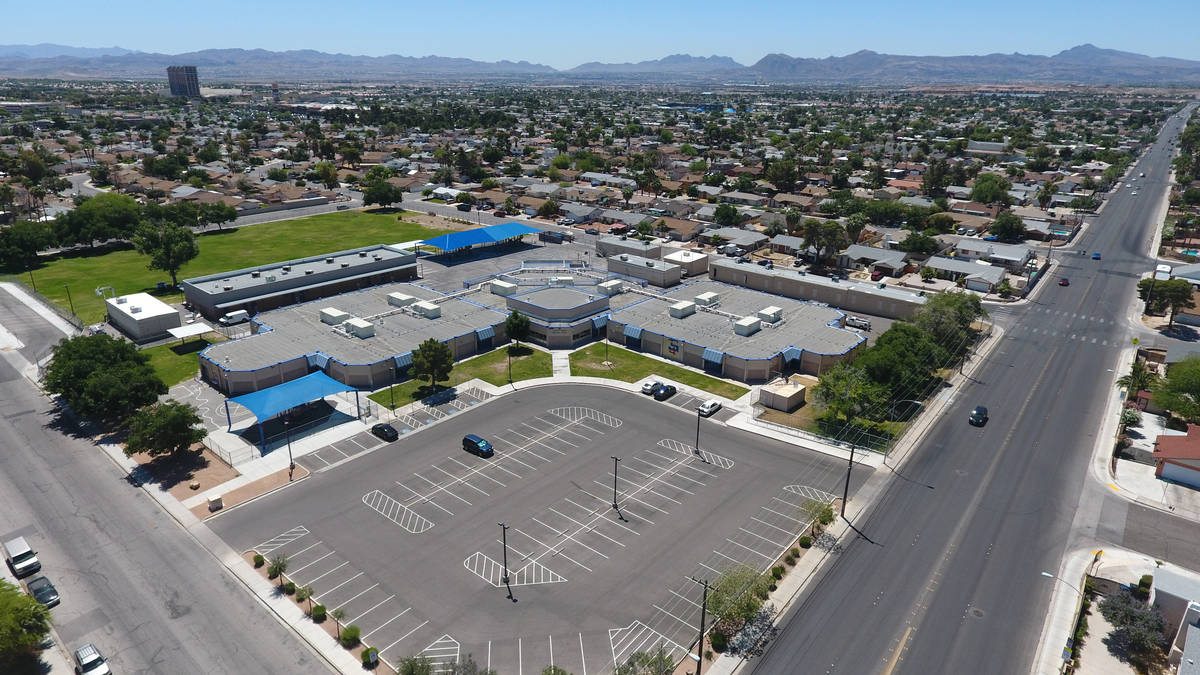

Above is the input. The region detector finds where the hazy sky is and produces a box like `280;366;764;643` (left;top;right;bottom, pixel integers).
10;0;1198;69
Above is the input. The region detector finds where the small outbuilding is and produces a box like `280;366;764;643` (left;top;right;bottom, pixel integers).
106;292;181;343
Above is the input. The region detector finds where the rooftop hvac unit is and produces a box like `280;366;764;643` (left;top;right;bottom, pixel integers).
304;269;314;275
341;262;350;268
695;292;719;306
387;292;416;307
320;307;350;325
645;261;654;267
359;251;368;257
266;275;276;282
490;280;517;296
373;255;383;261
345;318;375;339
735;316;761;336
620;254;628;261
283;265;291;271
598;279;623;295
251;271;260;278
758;306;782;323
325;257;335;264
116;297;128;304
670;301;696;318
130;306;141;314
223;284;233;291
412;301;441;319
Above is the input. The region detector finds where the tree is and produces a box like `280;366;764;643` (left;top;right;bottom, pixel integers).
708;563;772;626
813;363;879;423
266;554;290;588
968;173;1013;205
339;146;362;169
784;208;802;234
621;187;634;208
855;323;945;391
1154;356;1200;422
988;211;1025;241
897;230;939;255
43;334;167;427
199;202;237;231
925;212;957;234
542;667;572;675
910;291;985;356
536;199;560;219
1097;590;1167;662
714;203;740;226
396;656;435;675
505;310;530;347
133;221;200;287
844;212;869;244
363;181;404;209
411;338;453;390
1116;359;1160;394
613;646;674;675
1158;279;1195;328
803;219;846;265
330;608;347;639
0;579;51;665
62;192;141;247
313;161;339;189
266;167;289;182
433;166;455;186
1035;179;1060;210
765;159;796;193
0;219;55;271
124;401;206;457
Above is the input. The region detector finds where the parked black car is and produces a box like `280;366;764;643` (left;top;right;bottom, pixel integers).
27;575;60;607
371;423;399;442
653;384;678;401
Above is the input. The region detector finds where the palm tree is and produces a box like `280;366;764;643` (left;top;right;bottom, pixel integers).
266;553;290;588
330;608;347;639
1116;359;1159;394
1036;179;1060;211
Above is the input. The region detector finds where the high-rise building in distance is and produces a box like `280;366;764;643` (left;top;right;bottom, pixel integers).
167;66;201;98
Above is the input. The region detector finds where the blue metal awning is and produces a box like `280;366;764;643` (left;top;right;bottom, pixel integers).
306;352;331;370
421;222;542;252
623;325;643;339
394;352;413;368
227;371;357;424
782;346;803;361
476;326;495;340
592;315;608;328
702;348;725;363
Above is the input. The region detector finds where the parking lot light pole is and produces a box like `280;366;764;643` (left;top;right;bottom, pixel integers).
63;285;75;316
694;409;702;456
499;523;511;586
691;577;709;675
284;418;295;480
610;456;621;511
841;443;854;518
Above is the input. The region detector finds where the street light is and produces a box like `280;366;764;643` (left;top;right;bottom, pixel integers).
890;399;924;421
498;522;511;586
695;408;702;456
610;456;621;511
1041;571;1084;598
283;418;295;480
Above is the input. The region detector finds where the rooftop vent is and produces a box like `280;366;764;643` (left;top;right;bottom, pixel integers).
130;306;141;314
359;251;368;257
325;257;335;264
116;297;128;304
304;269;314;275
223;285;233;291
265;275;276;282
341;262;350;268
250;271;260;278
282;265;291;272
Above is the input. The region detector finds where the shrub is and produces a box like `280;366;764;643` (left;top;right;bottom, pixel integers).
340;624;361;648
311;604;326;622
790;548;800;558
784;555;796;566
253;553;265;568
799;536;813;549
768;582;778;592
709;631;727;652
283;581;296;595
362;647;378;667
295;585;312;602
771;566;784;580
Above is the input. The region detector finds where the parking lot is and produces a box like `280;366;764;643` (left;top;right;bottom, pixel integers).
210;384;864;673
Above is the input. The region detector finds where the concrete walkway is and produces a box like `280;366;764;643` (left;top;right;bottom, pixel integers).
551;349;571;376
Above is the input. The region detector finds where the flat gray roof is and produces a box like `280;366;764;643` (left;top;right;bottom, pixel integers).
184;244;415;295
512;286;607;310
202;282;506;371
608;253;676;271
611;280;864;359
710;258;929;304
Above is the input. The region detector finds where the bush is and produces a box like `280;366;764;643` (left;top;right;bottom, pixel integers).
340;624;361;648
311;604;326;623
768;582;778;592
362;647;378;667
784;555;796;566
295;585;311;602
771;566;784;580
253;553;265;567
709;631;727;652
283;581;296;595
790;547;800;558
799;536;813;549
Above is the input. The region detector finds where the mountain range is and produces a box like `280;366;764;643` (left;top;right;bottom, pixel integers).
0;43;1198;85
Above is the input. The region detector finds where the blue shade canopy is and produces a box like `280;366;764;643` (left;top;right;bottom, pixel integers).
227;371;357;423
421;222;541;252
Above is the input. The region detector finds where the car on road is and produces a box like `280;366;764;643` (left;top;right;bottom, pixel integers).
336;204;349;210
1059;278;1070;286
641;380;663;395
653;384;678;401
371;423;399;442
27;575;60;607
73;643;111;675
845;316;871;330
456;203;472;212
3;536;40;577
757;258;771;266
697;400;722;417
462;434;494;458
585;228;599;235
1092;252;1102;260
968;406;989;427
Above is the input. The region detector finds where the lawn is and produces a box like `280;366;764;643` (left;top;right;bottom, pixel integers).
142;333;227;387
19;209;452;324
569;343;749;400
368;345;553;409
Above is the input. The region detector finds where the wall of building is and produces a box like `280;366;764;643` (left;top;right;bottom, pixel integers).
607;257;682;288
709;263;924;319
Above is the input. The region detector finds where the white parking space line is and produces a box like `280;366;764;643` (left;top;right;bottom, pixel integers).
447;457;508;486
362;607;410;637
433;466;489;496
505;454;539;471
527;520;611;559
668;588;702;608
336;583;380;610
254;526;310;554
579;633;588;675
549;634;554;667
321;572;365;598
771;495;805;510
560;497;640;536
306;561;352;585
546;508;625;548
394;481;455;516
414;473;472;506
759;505;803;523
698;561;722;575
725;538;773;560
328;444;351;458
652;604;696;631
739;527;788;548
350;594;396;623
592;481;668;514
509;530;596;571
285;541;324;560
381;619;429;653
290;551;336;575
518;423;577;448
711;549;742;565
751;516;798;536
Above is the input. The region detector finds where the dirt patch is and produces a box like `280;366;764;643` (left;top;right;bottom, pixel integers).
131;444;240;501
191;465;309;520
402;210;478;232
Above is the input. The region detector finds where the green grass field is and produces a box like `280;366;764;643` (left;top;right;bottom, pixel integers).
142;333;227;387
569;343;749;400
369;345;553;409
19;209;452;324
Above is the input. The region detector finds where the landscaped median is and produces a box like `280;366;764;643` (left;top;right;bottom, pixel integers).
568;343;749;400
368;344;553;410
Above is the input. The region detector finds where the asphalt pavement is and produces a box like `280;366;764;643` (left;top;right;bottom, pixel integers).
0;289;330;674
748;106;1199;675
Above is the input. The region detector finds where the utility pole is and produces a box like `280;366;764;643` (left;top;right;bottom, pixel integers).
691;577;710;675
694;408;702;456
284;418;295;481
841;443;855;518
610;456;621;511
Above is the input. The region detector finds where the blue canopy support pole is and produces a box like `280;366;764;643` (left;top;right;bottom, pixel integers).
355;390;361;420
225;400;232;431
259;420;265;453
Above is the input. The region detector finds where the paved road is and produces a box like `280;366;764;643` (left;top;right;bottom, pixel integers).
0;291;329;675
749;106;1197;675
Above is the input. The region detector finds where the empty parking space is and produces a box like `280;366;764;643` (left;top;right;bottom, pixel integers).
213;385;864;675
